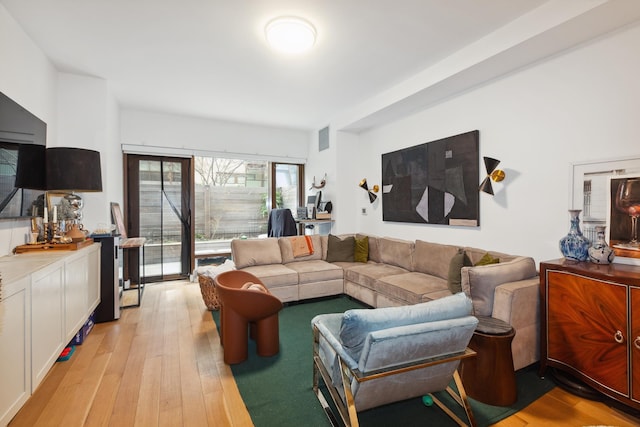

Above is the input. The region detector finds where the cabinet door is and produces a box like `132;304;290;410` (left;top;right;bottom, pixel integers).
547;271;628;396
0;276;31;426
31;262;65;390
65;253;89;341
632;286;640;402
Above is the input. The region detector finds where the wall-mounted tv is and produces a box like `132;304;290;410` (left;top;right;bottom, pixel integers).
0;91;47;219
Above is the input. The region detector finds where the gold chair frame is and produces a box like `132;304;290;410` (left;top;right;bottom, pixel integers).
312;324;478;427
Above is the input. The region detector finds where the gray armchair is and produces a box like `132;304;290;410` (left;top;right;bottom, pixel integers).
312;292;479;427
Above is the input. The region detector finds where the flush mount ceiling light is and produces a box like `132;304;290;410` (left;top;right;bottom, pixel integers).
265;17;316;54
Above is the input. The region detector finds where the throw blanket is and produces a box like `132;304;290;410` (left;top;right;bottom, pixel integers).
290;235;314;257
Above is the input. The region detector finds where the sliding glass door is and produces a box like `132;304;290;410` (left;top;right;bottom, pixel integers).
126;154;192;281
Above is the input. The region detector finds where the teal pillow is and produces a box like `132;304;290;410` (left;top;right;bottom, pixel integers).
474;252;499;266
326;234;355;262
354;236;369;263
448;249;472;294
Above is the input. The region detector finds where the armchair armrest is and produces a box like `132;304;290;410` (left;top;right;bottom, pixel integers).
313;316;359;371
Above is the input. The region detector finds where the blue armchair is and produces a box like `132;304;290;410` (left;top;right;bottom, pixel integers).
312;292;479;427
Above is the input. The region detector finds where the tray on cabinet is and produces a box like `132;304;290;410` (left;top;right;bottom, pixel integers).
14;238;94;253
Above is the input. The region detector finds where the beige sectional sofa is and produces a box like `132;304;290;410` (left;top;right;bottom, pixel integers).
229;233;539;371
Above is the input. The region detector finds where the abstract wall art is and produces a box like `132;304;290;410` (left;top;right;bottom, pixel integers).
381;130;479;226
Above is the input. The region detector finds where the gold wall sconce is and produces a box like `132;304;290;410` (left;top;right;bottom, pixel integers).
359;179;379;203
479;157;505;195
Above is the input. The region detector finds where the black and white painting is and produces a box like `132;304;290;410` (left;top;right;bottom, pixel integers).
382;130;479;226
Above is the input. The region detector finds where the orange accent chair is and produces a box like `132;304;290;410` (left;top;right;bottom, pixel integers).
214;270;283;364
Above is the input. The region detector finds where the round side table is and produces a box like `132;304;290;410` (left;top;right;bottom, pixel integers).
459;316;517;406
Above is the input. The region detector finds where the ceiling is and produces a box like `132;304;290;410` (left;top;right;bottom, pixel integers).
2;1;639;131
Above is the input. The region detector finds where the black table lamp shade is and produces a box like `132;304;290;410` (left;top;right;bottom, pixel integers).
14;144;46;190
46;147;103;192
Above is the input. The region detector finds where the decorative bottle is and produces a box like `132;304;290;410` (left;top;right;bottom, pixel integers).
588;225;615;264
559;209;590;262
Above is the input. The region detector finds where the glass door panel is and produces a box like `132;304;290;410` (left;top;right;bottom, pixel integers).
127;155;191;281
274;163;301;213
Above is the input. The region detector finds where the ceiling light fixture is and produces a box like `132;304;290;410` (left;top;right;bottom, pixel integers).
265;16;316;54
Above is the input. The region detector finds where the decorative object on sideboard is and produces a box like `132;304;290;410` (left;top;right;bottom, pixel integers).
359;178;379;203
608;175;640;265
479;156;506;195
588;225;614;264
614;177;640;247
559;209;590;262
46;147;103;239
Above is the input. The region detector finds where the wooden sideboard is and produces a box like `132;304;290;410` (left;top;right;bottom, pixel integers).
0;244;100;426
539;259;640;411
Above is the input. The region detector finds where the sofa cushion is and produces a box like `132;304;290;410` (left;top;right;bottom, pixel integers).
326;234;355;262
413;240;461;280
448;249;472;294
464;247;515;265
474;252;500;266
357;234;381;263
375;272;451;305
279;235;323;263
339;292;473;359
232;238;282;269
461;256;537;316
354;235;369;263
344;263;409;291
238;264;298;288
378;237;413;270
284;260;343;284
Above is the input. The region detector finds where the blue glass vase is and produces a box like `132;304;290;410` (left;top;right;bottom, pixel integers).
559;209;590;261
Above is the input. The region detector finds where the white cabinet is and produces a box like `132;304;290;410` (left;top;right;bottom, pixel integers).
62;247;101;343
0;243;100;426
31;261;65;389
0;276;31;427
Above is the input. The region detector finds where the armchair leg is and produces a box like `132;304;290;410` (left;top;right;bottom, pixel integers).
429;370;477;427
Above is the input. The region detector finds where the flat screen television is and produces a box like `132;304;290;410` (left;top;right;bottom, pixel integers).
0;91;47;219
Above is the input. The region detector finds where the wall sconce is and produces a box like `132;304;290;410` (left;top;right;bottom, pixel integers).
479;157;505;195
359;179;379;203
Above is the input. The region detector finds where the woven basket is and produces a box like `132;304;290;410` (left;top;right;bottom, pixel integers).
198;274;221;310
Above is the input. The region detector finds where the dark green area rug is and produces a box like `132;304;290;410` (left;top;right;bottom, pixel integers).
212;296;555;427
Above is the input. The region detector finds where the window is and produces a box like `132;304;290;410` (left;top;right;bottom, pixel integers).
193;157;270;259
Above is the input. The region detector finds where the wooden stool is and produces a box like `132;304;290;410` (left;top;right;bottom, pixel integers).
459;316;517;406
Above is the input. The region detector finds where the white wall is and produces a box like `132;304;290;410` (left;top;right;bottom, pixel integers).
0;5;57;256
330;23;640;264
56;73;120;231
120;109;310;162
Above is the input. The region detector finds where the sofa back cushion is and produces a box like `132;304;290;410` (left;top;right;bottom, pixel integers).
231;238;282;269
326;234;355;262
357;234;381;263
279;235;323;263
413;240;461;280
378;237;413;270
339;292;473;360
461;256;537;316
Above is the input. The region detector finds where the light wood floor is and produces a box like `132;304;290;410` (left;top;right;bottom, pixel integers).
8;280;640;427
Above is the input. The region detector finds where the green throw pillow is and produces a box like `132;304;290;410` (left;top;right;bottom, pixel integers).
475;252;500;266
448;248;472;294
354;236;369;263
326;234;355;262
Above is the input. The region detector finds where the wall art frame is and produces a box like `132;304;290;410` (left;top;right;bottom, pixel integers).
381;130;479;226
